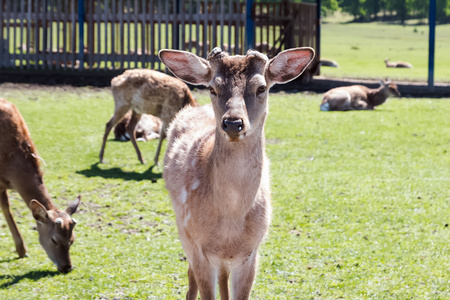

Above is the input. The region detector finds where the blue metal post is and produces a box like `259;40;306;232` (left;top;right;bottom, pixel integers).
246;0;254;51
428;0;436;91
78;0;85;70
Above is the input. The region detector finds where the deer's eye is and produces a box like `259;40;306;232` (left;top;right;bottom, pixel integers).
257;85;266;94
209;87;217;96
51;237;58;246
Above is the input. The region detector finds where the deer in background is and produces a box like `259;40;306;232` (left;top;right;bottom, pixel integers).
385;58;413;69
99;69;198;165
159;47;314;299
0;98;80;273
114;111;162;142
320;79;401;111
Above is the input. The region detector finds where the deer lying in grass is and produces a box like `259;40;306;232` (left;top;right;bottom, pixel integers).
114;110;162;142
0;98;80;273
385;58;413;69
99;69;198;165
159;47;314;299
320;79;401;111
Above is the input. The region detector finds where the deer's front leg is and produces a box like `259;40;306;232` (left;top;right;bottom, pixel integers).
0;190;27;258
189;251;218;300
231;250;258;300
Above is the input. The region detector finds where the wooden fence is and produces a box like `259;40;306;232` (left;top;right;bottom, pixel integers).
0;0;318;74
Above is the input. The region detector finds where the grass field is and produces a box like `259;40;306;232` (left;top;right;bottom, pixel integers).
320;16;450;83
0;84;449;299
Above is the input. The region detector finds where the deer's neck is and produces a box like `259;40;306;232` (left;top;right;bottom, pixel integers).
12;160;55;211
368;87;388;106
207;127;266;215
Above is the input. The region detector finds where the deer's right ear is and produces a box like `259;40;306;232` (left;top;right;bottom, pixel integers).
159;50;211;86
30;200;48;223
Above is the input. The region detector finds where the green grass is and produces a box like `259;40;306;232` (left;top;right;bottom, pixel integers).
0;84;449;299
320;19;450;83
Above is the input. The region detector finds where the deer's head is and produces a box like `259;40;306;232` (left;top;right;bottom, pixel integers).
159;47;314;142
380;79;401;97
31;196;80;273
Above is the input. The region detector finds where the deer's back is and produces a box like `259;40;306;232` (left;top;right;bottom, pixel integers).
0;98;41;190
111;69;193;121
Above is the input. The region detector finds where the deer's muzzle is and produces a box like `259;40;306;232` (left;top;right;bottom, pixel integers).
222;118;244;141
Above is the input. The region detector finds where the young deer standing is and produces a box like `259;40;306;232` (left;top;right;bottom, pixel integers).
99;69;198;165
320;79;401;111
159;47;314;299
0;98;80;273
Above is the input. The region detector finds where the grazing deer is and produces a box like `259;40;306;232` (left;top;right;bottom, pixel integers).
320;79;401;111
114;110;162;142
159;47;314;299
99;69;198;165
0;98;80;273
385;58;413;69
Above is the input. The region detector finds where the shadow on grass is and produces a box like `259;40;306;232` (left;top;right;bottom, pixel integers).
76;163;162;182
0;270;59;289
0;257;20;264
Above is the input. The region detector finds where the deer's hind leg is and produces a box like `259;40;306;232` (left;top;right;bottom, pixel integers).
0;190;27;258
186;265;199;300
127;110;144;164
219;265;230;300
153;121;167;166
99;104;130;163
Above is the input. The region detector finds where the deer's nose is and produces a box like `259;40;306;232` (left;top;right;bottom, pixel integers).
222;118;243;133
222;118;244;140
58;265;74;274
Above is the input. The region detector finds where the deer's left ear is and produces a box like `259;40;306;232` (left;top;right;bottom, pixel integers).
267;47;315;85
159;50;211;86
31;200;48;223
66;195;81;216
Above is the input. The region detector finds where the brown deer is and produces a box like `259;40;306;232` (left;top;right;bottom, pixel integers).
320;79;401;111
385;58;413;69
99;69;198;165
159;47;314;299
0;98;80;273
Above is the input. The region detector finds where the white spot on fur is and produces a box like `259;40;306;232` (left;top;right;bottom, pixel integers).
179;187;187;204
190;158;197;167
191;179;200;190
183;211;191;228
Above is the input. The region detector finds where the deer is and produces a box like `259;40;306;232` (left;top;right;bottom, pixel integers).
0;98;80;273
385;58;413;69
320;79;401;111
114;110;162;142
99;69;199;165
159;46;315;299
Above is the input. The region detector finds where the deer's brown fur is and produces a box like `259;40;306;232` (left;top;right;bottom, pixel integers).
159;47;314;299
385;58;413;68
0;98;80;273
320;80;401;111
99;69;198;165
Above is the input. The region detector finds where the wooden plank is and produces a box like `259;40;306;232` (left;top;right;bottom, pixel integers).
111;0;116;70
19;0;25;69
63;0;68;69
219;0;224;49
150;0;155;69
119;0;124;69
126;0;131;69
71;0;76;68
140;0;145;68
104;0;108;69
195;0;200;56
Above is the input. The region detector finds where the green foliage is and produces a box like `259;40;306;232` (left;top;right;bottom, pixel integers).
0;85;449;298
